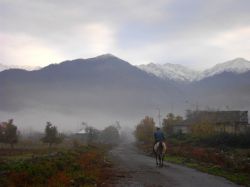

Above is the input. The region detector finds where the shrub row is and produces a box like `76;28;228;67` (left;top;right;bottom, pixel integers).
198;131;250;148
168;131;250;148
0;146;103;187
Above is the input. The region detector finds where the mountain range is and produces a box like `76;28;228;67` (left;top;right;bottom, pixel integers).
3;57;249;83
0;54;249;131
138;58;250;82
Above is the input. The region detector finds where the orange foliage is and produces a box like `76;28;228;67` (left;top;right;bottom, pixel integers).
47;171;71;187
3;147;114;187
191;148;207;160
135;116;155;143
8;172;30;187
78;151;102;179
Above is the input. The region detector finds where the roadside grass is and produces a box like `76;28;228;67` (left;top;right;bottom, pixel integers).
0;145;114;187
164;155;250;187
135;142;250;186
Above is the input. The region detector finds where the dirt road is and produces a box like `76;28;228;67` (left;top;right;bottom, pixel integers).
109;143;242;187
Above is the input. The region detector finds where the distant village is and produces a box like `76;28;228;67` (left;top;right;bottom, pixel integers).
172;110;249;134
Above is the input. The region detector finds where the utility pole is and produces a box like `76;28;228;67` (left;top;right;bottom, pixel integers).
157;108;161;127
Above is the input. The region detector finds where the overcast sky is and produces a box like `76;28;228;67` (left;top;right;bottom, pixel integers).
1;0;250;70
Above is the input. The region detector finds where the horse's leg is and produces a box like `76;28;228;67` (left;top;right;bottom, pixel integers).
159;155;161;167
159;154;162;167
154;149;158;166
155;154;158;166
153;144;156;166
161;143;166;167
158;154;160;166
161;154;164;167
158;154;161;166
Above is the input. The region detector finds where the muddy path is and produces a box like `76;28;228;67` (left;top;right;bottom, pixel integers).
109;143;242;187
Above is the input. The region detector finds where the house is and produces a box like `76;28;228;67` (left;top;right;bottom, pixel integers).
76;128;87;135
74;128;88;142
172;124;189;134
185;110;249;134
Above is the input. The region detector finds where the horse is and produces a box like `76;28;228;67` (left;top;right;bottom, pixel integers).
153;141;166;167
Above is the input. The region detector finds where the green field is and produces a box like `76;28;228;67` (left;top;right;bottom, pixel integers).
0;144;113;187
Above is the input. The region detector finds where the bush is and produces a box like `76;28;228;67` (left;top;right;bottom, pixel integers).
198;131;250;148
167;130;250;149
0;146;107;186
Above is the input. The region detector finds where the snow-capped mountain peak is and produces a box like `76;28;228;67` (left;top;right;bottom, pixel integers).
138;58;250;82
199;58;250;79
0;64;9;72
138;63;199;82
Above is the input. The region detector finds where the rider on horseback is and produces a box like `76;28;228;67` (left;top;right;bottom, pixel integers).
153;127;167;166
154;127;165;143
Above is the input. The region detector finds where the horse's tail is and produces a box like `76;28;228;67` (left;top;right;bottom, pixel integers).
159;141;163;150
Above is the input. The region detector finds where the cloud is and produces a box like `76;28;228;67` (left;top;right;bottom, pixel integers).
0;21;118;66
209;26;250;49
0;32;65;66
0;0;250;68
112;26;250;70
64;23;117;58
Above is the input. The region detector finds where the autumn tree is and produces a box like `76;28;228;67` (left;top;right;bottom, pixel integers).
134;116;155;143
186;111;216;137
0;119;18;148
162;113;183;136
190;121;216;137
41;122;63;147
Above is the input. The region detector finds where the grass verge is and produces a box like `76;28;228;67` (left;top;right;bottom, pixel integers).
165;155;250;187
0;145;113;187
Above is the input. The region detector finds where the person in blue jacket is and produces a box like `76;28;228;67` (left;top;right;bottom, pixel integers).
153;127;167;166
154;127;165;143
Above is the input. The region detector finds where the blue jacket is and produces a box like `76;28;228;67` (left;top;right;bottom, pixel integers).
154;131;165;142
